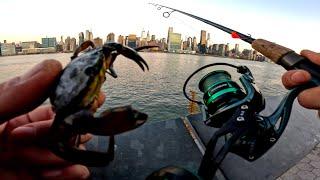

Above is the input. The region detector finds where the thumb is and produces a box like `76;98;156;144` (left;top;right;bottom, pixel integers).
0;60;62;123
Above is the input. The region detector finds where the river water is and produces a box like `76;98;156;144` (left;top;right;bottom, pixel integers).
0;53;287;122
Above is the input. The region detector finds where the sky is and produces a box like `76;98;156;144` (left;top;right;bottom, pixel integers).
0;0;319;52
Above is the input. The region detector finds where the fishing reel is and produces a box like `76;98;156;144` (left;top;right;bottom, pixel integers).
183;63;314;180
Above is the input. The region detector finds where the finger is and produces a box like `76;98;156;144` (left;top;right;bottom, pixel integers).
0;147;67;166
2;105;54;137
10;120;92;144
0;60;62;123
42;164;90;179
301;50;320;65
282;70;311;89
297;87;320;109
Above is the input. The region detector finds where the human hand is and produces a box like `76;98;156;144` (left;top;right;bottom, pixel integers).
0;60;105;179
281;50;320;117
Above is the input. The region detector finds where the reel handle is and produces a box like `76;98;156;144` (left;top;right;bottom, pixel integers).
252;39;320;85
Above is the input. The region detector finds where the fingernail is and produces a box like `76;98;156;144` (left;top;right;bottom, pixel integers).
42;170;63;178
291;71;309;83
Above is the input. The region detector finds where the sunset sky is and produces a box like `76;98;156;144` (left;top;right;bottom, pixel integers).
0;0;319;52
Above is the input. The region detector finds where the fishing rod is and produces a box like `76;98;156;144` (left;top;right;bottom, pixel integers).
147;3;320;180
149;3;320;86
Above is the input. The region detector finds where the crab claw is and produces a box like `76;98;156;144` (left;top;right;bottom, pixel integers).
72;106;148;136
103;43;149;72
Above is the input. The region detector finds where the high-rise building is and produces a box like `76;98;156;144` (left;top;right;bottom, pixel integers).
167;27;173;44
85;30;90;41
146;31;150;41
64;36;71;52
168;32;181;52
200;30;207;46
235;44;240;55
41;37;57;48
151;35;156;41
192;37;197;51
141;29;146;39
70;38;77;52
117;35;125;45
79;32;84;45
85;30;93;41
127;34;137;48
218;44;226;56
93;37;103;47
106;33;115;43
207;33;211;47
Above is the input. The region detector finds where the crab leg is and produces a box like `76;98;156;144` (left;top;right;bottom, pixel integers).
71;105;148;136
71;40;95;60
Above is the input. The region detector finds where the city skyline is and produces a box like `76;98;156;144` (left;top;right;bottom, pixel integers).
1;0;319;52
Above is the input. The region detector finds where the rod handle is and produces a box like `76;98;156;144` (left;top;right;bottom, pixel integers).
252;39;320;85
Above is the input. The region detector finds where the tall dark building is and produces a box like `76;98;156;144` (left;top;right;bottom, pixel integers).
199;30;207;54
79;32;84;45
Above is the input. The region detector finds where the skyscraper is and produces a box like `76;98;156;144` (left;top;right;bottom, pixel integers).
85;30;90;41
70;38;77;52
79;32;84;45
106;33;115;43
117;35;125;45
127;34;137;48
151;35;156;41
207;33;211;47
192;37;197;51
200;30;207;46
146;31;150;41
167;27;173;44
141;29;146;39
235;44;240;56
64;36;71;52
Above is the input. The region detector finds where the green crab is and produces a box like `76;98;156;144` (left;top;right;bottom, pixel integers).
49;40;155;166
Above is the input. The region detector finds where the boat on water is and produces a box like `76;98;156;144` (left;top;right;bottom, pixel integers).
88;95;320;180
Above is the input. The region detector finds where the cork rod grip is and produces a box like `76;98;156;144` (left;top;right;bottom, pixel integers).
252;39;294;63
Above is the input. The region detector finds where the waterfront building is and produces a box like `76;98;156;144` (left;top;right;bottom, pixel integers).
85;30;93;41
187;37;192;50
168;32;182;52
141;29;146;39
79;32;84;45
167;27;173;44
146;31;151;41
21;41;41;49
235;44;240;56
127;34;137;48
192;37;197;51
199;30;207;54
218;44;226;57
207;33;211;47
41;37;57;48
64;36;71;52
200;30;207;46
151;35;156;41
93;37;103;47
225;43;230;57
70;38;77;52
0;42;16;56
117;35;125;45
106;33;115;43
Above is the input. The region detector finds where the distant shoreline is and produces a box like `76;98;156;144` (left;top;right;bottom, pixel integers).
0;51;268;63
